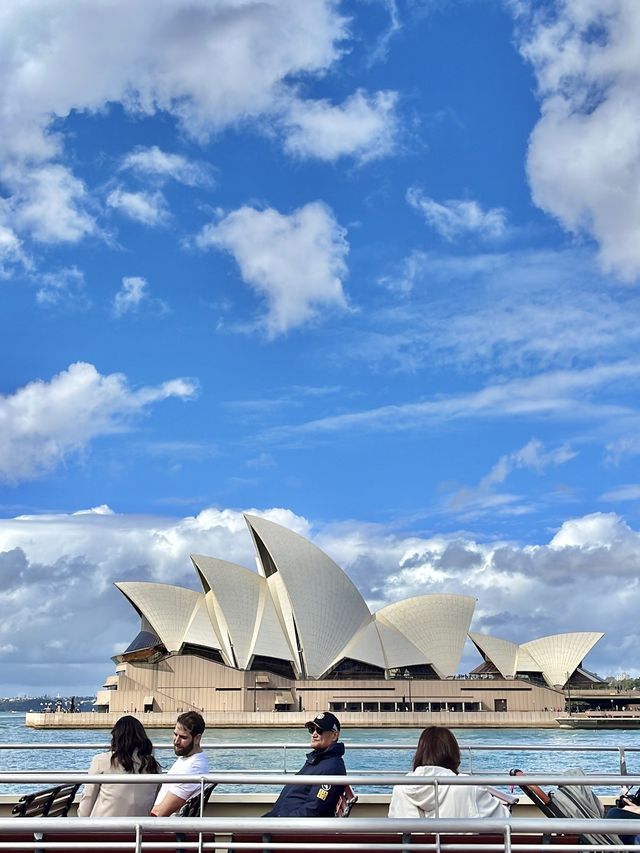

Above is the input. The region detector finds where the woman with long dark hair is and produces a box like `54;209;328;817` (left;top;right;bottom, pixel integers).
388;726;510;818
77;715;161;816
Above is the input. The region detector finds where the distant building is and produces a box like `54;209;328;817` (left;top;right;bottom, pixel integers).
95;514;602;715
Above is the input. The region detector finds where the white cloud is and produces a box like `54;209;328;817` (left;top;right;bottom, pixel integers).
369;248;640;374
366;0;402;65
549;511;636;550
113;276;148;316
197;201;350;337
481;439;577;488
0;1;351;245
106;188;169;226
8;163;95;243
120;146;213;186
0;362;198;483
35;266;88;307
605;434;640;463
0;1;348;142
406;188;508;240
0;505;309;690
511;0;640;281
374;511;640;676
446;438;577;518
283;89;398;162
267;360;640;438
0;222;28;276
601;484;640;502
0;505;637;691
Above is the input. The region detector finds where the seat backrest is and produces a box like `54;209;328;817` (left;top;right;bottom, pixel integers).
335;785;358;818
177;782;217;817
12;783;80;818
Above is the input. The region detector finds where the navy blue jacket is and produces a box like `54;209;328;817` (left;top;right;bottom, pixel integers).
264;741;346;817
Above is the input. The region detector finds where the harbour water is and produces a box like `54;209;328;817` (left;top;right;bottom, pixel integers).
1;713;639;793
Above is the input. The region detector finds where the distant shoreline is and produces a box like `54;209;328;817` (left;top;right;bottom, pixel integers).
0;697;94;713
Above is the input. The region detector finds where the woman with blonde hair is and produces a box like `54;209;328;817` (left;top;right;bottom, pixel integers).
388;726;509;819
77;715;161;816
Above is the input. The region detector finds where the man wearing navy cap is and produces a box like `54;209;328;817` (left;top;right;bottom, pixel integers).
264;711;346;817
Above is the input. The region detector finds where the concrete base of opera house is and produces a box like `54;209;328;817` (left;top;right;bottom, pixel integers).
25;709;563;728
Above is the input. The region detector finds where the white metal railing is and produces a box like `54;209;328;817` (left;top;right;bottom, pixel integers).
2;771;640;852
2;816;640;853
2;771;640;787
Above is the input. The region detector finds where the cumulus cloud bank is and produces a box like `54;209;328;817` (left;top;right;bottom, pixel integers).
0;363;197;483
0;505;637;692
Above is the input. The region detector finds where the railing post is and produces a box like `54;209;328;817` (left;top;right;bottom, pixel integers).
620;747;628;775
503;821;512;853
434;778;441;853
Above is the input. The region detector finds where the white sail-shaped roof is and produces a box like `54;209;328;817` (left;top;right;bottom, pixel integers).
245;514;372;679
251;581;297;666
325;619;387;673
374;616;428;668
522;632;604;687
193;554;295;669
115;582;207;653
193;555;263;668
469;632;519;678
376;594;476;678
182;593;221;651
515;646;542;673
265;572;303;675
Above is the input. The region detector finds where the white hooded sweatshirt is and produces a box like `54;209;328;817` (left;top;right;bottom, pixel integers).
388;765;510;819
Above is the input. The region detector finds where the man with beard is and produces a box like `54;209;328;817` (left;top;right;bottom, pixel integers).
264;712;346;817
151;711;208;816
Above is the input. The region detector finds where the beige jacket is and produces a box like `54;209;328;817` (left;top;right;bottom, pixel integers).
77;751;160;817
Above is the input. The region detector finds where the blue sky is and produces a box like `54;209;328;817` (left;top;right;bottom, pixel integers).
1;0;640;695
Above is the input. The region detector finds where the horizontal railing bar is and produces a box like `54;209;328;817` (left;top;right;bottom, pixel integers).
3;742;639;752
209;844;615;850
2;848;638;853
0;771;638;785
3;815;640;832
221;846;636;852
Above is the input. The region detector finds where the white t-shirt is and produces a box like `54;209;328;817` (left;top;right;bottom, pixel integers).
153;751;210;813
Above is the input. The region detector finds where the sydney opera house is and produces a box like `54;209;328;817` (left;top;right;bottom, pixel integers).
95;514;604;716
